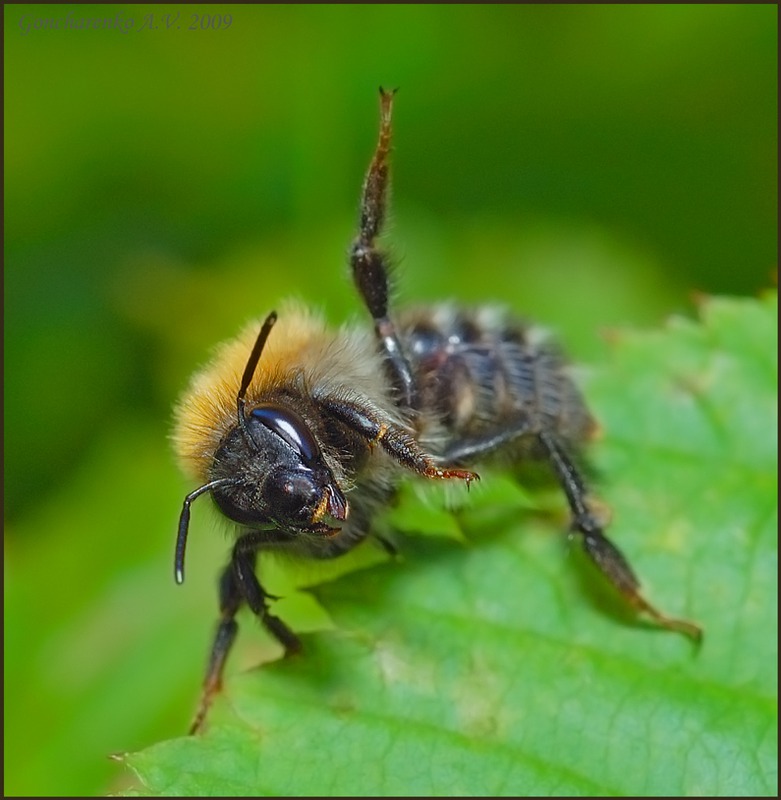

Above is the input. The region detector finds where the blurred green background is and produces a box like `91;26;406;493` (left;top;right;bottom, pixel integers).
4;4;777;795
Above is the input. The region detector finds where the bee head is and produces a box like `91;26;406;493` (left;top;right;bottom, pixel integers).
174;312;348;584
210;404;348;532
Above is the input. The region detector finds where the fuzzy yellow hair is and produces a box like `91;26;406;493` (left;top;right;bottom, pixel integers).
172;302;392;482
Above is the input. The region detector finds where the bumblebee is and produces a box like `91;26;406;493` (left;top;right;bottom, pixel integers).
173;89;701;733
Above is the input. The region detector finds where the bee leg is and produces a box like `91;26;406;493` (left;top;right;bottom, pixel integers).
190;561;243;735
375;534;399;558
438;421;534;463
538;430;702;642
350;88;418;410
190;533;301;735
318;395;478;484
232;532;302;655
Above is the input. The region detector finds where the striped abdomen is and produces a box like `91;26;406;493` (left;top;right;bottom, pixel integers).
398;305;596;456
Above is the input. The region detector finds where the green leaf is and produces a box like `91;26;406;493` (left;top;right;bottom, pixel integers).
121;293;777;796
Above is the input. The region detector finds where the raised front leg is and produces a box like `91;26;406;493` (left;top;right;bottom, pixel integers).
350;88;418;410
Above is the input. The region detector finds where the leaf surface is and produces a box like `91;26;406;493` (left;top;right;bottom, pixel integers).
122;293;778;797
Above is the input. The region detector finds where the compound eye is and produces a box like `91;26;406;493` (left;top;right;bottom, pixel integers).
251;405;320;463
